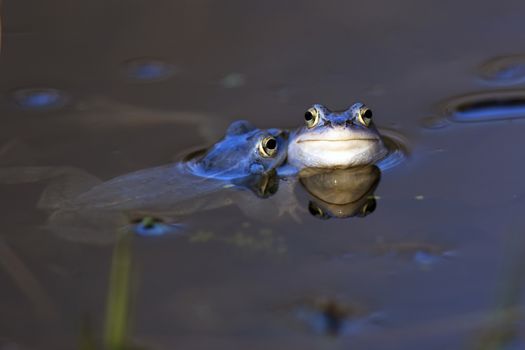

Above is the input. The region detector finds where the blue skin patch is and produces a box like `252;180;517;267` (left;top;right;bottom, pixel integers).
131;217;183;237
249;163;265;175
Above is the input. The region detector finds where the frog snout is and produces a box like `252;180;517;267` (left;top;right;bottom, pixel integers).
329;115;348;127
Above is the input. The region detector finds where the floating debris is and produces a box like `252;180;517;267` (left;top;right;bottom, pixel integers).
122;58;176;82
441;90;525;122
374;241;457;268
129;216;182;237
11;88;68;110
477;55;525;85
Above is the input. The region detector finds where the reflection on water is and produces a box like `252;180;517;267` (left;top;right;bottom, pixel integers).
122;58;176;82
11;88;68;110
373;241;457;268
375;129;409;171
300;166;380;219
477;55;525;85
442;90;525;122
3;1;525;349
189;225;287;255
221;73;246;88
282;296;384;337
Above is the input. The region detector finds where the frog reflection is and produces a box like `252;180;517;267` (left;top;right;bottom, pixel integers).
279;296;384;337
298;166;381;219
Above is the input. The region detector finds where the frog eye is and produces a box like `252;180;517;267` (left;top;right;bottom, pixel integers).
358;197;377;217
258;136;278;157
304;107;320;128
357;107;373;127
308;201;330;220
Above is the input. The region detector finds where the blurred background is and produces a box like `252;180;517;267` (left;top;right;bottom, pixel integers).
1;1;525;349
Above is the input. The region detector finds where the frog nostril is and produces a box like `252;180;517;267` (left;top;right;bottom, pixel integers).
331;119;346;127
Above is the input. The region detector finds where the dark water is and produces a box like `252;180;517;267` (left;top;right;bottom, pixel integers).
1;1;525;349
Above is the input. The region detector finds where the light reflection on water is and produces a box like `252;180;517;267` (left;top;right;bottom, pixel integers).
442;90;525;123
477;55;525;85
122;58;176;82
11;88;68;110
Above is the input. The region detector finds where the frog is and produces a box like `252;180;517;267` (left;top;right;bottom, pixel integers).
41;120;287;211
0;121;288;243
287;103;389;171
184;120;287;180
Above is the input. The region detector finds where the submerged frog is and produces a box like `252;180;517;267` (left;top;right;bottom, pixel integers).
287;103;389;170
58;120;287;211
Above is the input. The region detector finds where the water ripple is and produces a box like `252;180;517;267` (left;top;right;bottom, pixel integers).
441;90;525;122
478;55;525;85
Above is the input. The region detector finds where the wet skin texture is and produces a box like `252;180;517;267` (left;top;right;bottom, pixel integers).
287;103;388;170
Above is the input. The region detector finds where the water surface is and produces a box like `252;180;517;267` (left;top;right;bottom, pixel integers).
1;1;525;349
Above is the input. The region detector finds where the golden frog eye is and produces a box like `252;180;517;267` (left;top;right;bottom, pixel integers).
258;136;278;157
360;197;377;217
357;107;373;127
304;107;320;128
308;201;330;220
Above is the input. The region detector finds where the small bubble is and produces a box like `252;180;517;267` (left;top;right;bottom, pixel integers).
123;58;176;82
414;195;424;200
221;73;245;88
11;88;67;110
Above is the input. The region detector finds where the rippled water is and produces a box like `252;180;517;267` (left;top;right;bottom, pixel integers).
1;1;525;350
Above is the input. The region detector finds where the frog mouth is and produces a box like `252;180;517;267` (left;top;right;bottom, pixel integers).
296;138;378;143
